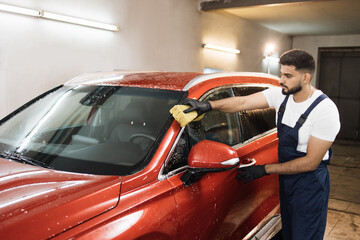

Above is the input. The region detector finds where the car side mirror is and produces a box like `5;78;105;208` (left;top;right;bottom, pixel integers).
181;140;240;186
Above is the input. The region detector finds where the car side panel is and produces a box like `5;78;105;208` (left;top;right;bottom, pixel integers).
54;179;178;240
167;170;239;239
229;133;280;238
167;133;279;240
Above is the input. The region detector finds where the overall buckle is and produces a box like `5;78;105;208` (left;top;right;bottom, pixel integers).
297;114;308;126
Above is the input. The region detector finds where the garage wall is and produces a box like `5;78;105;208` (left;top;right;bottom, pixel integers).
0;0;291;119
0;0;201;118
292;34;360;85
201;10;291;74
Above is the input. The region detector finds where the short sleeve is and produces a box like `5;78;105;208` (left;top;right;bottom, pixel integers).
310;99;341;142
262;87;284;111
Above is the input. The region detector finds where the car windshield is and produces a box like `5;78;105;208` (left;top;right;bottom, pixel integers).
0;85;184;175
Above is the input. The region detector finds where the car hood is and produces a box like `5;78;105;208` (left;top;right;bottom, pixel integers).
0;158;121;239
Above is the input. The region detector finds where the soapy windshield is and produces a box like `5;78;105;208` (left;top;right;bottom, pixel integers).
0;85;183;175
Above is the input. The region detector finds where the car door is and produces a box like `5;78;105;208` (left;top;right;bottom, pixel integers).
229;85;280;238
163;85;279;239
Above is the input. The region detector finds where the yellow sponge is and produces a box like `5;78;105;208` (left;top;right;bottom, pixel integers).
170;105;204;127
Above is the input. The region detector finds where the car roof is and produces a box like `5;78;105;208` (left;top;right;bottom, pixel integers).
64;71;279;91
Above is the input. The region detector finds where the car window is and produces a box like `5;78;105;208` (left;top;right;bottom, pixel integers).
0;85;184;175
233;86;276;141
187;88;242;146
164;88;242;175
163;129;190;175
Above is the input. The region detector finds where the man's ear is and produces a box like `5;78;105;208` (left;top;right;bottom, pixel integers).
303;72;312;83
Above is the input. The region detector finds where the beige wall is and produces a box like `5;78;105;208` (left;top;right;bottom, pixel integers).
292;34;360;85
0;0;291;119
201;10;291;74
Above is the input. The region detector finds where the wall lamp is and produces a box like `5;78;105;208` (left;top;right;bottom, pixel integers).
264;43;279;62
265;56;279;62
202;43;240;54
264;43;276;57
0;3;119;31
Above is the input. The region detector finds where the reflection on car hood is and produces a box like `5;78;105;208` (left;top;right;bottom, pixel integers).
0;158;121;239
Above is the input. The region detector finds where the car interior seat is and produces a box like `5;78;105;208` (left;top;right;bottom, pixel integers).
110;101;155;150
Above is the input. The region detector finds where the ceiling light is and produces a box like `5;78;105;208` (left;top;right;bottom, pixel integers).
202;43;240;54
0;3;41;17
41;11;119;31
0;3;119;31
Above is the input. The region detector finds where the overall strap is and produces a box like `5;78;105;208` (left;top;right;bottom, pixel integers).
277;95;289;126
295;94;328;129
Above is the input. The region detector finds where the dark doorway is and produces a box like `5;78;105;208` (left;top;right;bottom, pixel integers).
317;47;360;141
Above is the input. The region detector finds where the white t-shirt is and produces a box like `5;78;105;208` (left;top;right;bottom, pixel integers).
262;87;341;160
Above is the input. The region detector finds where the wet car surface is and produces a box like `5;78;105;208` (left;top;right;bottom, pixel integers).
0;71;281;239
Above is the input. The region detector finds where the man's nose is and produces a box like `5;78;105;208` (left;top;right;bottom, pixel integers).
279;76;284;84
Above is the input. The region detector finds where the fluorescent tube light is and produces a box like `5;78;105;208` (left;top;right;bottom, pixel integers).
0;3;41;17
0;3;119;31
265;56;280;62
41;11;119;31
202;44;240;54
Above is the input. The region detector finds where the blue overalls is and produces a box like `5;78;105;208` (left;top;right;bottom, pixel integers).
277;94;332;240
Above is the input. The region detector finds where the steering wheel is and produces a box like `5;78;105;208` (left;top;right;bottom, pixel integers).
129;133;156;142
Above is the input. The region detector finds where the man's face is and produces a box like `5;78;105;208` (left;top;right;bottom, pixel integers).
279;65;304;95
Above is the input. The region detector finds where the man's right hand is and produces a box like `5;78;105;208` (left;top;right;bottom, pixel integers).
180;98;212;117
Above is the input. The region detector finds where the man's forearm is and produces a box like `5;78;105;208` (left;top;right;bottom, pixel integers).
209;91;269;113
265;137;333;175
265;155;322;175
209;97;244;113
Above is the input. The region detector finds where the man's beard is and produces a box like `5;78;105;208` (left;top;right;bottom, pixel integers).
280;83;302;95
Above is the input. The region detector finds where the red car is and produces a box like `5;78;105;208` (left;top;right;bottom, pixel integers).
0;71;281;239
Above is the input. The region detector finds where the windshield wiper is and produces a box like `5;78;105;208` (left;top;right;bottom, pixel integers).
0;152;53;169
80;86;117;106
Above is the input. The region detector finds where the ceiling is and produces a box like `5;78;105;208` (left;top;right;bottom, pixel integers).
200;0;360;36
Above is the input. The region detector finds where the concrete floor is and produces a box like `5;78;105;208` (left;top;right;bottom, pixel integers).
324;141;360;240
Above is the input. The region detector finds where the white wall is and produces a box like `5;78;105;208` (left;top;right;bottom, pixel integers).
0;0;291;119
293;34;360;85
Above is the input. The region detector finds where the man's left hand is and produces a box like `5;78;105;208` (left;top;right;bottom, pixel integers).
236;165;269;184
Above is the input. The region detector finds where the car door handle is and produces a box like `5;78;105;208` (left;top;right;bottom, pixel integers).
238;158;256;168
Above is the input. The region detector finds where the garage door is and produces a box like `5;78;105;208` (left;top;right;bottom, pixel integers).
318;47;360;141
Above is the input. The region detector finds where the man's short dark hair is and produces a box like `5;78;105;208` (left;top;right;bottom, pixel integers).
280;49;315;76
